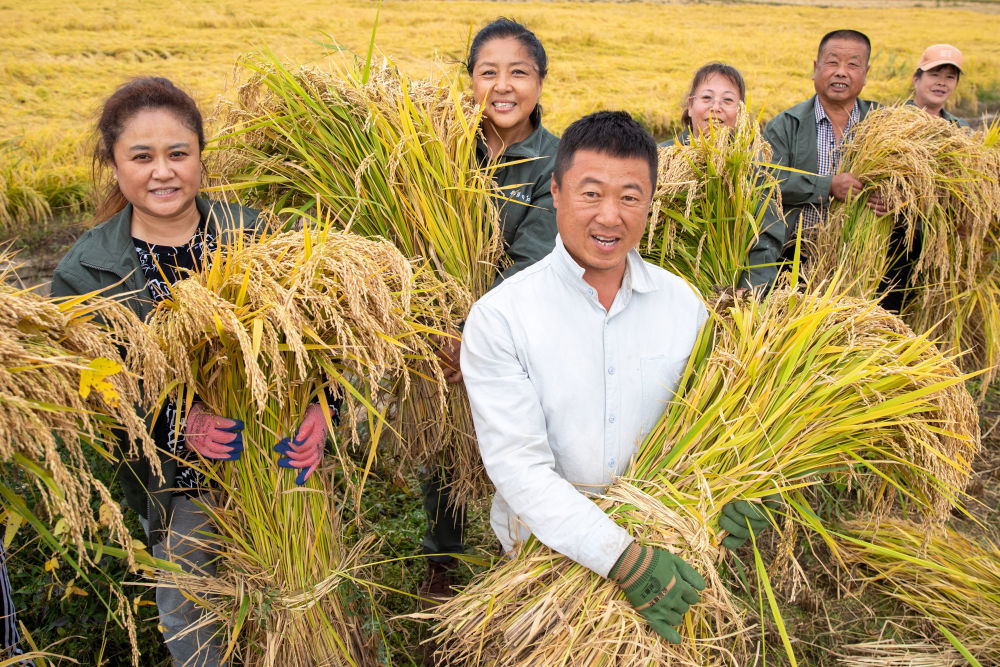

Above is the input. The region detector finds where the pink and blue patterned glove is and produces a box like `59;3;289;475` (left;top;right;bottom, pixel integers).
273;403;334;485
183;402;244;461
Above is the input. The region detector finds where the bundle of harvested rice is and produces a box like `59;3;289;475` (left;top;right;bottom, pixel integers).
0;260;165;666
834;519;1000;665
806;104;1000;391
0;257;159;566
142;225;466;665
643;109;783;295
422;281;979;665
212;52;503;502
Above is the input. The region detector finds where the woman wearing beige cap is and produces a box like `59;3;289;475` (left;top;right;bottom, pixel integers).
911;44;969;128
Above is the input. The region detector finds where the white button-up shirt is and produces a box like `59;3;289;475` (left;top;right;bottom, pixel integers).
461;236;708;576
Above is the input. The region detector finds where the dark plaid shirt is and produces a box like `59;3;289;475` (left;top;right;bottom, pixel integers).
801;98;861;230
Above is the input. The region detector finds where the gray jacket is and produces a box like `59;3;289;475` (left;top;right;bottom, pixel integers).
763;95;879;234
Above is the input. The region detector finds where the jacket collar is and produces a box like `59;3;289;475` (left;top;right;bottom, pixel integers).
814;97;860;125
76;197;241;279
477;118;552;161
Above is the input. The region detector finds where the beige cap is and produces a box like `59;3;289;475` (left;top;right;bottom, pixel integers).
918;44;963;73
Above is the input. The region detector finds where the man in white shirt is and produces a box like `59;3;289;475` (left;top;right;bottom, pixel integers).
460;111;774;642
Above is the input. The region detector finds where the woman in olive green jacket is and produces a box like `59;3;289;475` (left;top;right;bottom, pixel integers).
51;76;265;667
662;63;786;294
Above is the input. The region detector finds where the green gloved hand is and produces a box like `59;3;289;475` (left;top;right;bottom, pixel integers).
609;542;706;644
719;496;780;550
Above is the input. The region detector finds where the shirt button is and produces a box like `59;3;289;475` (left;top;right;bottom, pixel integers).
608;415;616;424
608;458;616;468
608;366;615;375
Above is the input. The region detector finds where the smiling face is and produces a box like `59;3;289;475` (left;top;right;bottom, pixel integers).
551;149;652;287
471;36;543;147
112;107;201;230
686;72;743;135
913;64;960;113
813;37;870;108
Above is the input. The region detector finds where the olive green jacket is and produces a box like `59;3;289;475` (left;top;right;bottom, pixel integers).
478;122;560;286
50;197;261;544
905;99;970;128
660;129;787;293
763;95;879;234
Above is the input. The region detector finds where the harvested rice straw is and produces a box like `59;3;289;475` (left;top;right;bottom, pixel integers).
212;52;503;503
836;639;961;666
834;519;1000;665
806;104;1000;392
0;259;165;666
143;225;466;665
0;257;160;567
828;105;997;280
644;108;783;295
423;280;979;666
804;198;896;300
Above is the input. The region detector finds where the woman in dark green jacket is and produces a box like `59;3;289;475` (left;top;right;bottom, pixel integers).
470;17;561;284
50;76;271;667
422;17;560;601
662;63;786;293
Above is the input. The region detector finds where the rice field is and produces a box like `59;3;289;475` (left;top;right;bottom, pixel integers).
4;0;1000;240
2;1;1000;665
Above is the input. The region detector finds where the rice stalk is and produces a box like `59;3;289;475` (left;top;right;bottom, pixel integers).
835;638;961;666
142;223;466;665
0;255;168;666
0;254;160;567
422;279;979;665
806;104;1000;392
643;108;783;295
833;519;1000;665
0;133;92;235
804;196;896;300
211;51;503;502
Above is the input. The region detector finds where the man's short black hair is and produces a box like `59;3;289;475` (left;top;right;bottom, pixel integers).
817;29;872;62
553;111;658;192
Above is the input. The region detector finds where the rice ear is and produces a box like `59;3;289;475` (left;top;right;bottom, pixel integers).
210;52;502;503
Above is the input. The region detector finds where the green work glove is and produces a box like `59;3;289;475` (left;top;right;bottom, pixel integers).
609;542;706;644
719;497;780;550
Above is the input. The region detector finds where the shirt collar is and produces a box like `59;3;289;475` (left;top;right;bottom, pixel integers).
552;236;658;298
815;97;861;125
